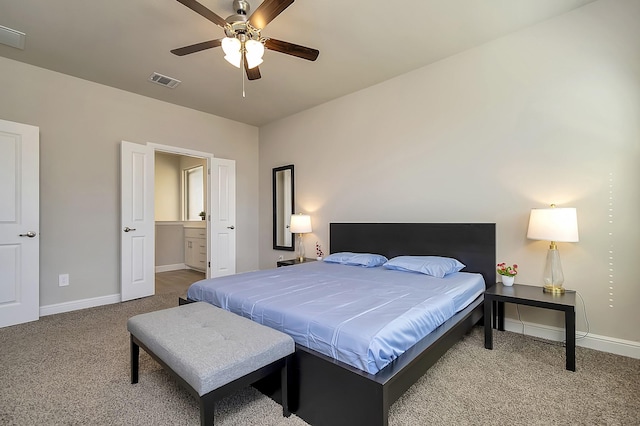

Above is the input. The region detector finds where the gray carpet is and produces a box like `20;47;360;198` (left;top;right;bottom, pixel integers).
1;290;638;425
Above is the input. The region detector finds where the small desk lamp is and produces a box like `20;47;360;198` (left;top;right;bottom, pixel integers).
289;214;312;262
527;205;579;294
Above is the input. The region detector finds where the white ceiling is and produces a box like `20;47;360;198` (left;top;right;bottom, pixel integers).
0;0;595;127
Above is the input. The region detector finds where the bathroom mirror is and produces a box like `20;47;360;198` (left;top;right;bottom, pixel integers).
273;165;295;251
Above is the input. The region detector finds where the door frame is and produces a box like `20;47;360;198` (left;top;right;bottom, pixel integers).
121;141;237;300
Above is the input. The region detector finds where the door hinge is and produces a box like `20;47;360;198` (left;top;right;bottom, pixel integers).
208;261;211;268
208;168;211;175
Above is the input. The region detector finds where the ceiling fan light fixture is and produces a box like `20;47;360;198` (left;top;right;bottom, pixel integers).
222;36;242;68
245;39;264;69
222;36;241;56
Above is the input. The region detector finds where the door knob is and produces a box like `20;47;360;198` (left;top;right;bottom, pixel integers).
123;227;137;232
227;226;235;230
19;231;37;238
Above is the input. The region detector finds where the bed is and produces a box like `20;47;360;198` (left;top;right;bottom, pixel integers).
182;222;496;426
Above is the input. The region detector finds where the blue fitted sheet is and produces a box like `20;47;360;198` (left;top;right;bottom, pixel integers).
187;261;485;374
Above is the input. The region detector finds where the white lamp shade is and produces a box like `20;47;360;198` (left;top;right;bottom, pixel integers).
222;37;241;68
222;37;241;55
527;207;579;242
289;214;312;234
245;39;264;69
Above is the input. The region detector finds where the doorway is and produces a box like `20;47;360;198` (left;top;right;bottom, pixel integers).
120;141;236;302
154;151;207;275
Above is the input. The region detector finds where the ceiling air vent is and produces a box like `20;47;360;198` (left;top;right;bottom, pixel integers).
0;25;26;50
148;72;181;89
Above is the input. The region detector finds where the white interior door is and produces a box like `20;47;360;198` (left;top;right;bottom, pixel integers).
0;119;39;328
209;158;236;278
120;141;154;301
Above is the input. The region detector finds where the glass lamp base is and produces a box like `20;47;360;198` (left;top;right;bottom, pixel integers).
543;284;565;294
297;234;305;262
542;247;565;294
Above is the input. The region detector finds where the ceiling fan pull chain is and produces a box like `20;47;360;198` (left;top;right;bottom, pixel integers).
242;52;246;98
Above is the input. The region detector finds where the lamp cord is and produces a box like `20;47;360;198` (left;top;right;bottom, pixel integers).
514;289;590;347
574;290;590;340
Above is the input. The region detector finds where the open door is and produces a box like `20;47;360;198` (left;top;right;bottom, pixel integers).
0;119;39;328
120;141;154;301
209;158;236;278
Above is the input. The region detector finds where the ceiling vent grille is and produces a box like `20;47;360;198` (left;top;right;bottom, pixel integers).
148;72;181;89
0;25;26;50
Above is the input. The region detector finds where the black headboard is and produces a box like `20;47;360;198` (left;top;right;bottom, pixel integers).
329;223;496;288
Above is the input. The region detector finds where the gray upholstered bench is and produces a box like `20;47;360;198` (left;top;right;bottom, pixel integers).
127;302;295;425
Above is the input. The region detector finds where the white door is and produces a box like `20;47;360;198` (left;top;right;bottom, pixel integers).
209;158;236;278
0;119;39;328
120;141;155;301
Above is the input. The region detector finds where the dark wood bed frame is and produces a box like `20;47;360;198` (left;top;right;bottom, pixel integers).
184;222;496;426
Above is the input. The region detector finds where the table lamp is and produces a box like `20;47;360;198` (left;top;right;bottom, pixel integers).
527;205;579;294
289;214;312;262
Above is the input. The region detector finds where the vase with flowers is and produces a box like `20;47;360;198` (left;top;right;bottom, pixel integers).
315;242;324;261
497;262;518;286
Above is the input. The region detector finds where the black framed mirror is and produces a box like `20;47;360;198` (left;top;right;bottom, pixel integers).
273;165;295;251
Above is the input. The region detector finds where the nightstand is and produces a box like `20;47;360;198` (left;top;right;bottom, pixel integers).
276;258;316;267
484;283;576;371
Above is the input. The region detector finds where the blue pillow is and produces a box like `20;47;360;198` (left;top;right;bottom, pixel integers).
323;252;388;268
323;252;357;264
345;253;388;267
383;256;465;278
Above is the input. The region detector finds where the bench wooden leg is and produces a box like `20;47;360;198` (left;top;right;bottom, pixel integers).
200;394;215;426
130;335;139;384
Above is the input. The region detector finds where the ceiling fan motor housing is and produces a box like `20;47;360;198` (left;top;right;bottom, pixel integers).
233;0;250;15
225;0;262;41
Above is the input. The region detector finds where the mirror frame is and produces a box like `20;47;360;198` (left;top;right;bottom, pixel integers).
273;164;295;251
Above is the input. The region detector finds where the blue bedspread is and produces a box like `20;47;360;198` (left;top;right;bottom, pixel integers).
187;261;484;374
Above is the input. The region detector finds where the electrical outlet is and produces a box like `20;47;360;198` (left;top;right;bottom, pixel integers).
278;255;284;261
58;273;69;287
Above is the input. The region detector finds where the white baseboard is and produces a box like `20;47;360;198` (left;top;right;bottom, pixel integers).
40;293;121;317
155;263;186;273
503;318;640;359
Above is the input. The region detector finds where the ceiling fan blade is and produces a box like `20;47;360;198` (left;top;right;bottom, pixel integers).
175;0;228;29
249;0;294;30
170;39;223;56
264;38;319;61
244;55;262;80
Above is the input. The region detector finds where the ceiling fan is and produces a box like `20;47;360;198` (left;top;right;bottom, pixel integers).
171;0;320;81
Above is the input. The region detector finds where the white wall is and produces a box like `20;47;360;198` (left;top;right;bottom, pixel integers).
0;57;259;307
155;223;184;268
259;0;640;343
155;152;181;221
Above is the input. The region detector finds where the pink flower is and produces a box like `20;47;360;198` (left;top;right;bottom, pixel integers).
497;262;518;277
